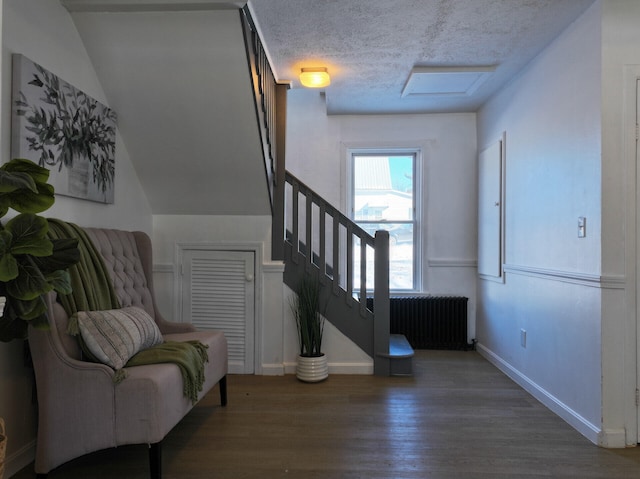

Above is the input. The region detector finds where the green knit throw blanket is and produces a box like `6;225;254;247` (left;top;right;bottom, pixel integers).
47;219;121;313
48;219;208;403
124;340;209;404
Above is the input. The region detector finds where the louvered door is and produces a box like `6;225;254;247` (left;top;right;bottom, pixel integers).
182;250;255;374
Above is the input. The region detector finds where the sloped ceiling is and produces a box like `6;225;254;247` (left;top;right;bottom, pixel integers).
67;7;271;215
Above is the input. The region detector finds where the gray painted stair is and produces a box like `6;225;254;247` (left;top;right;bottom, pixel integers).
378;334;414;376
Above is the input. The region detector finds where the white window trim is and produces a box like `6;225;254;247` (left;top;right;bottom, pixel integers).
342;143;423;292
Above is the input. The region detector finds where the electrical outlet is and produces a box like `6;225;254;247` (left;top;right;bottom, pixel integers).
520;329;527;348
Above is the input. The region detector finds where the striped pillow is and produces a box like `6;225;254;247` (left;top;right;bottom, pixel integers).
74;307;163;370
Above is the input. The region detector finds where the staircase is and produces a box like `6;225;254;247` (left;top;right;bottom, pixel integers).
241;7;412;376
282;173;415;375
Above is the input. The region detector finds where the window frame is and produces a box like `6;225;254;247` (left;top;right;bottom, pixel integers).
346;146;423;292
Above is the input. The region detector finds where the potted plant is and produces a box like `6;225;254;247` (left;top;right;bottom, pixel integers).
0;158;80;342
291;276;328;382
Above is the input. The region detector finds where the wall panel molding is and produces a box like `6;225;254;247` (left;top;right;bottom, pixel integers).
503;263;625;289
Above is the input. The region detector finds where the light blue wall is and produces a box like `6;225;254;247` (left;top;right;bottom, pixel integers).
476;2;606;444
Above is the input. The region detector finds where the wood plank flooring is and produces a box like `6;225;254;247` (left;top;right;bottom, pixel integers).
14;350;640;478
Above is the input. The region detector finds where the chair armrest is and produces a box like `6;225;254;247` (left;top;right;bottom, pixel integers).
29;325;118;474
155;315;197;335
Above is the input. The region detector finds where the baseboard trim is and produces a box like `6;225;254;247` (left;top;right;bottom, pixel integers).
598;428;628;448
260;363;285;376
477;343;602;446
6;439;36;478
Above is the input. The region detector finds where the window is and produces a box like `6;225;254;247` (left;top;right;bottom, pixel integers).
348;149;420;291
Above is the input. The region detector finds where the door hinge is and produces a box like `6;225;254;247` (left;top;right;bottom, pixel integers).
636;123;639;141
635;388;639;407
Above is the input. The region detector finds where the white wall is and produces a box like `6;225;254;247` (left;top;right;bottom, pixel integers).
476;2;605;444
287;89;479;341
151;98;480;376
69;8;271;217
151;215;373;375
152;215;287;374
0;1;152;475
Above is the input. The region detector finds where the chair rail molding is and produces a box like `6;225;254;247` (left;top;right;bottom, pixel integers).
427;258;477;268
503;263;625;289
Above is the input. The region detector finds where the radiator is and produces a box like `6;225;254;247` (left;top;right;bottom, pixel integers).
389;296;470;350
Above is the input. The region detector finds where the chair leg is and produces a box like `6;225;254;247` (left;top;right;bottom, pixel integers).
149;442;162;479
219;375;227;407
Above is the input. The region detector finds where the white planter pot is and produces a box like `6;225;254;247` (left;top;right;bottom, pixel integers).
296;354;328;383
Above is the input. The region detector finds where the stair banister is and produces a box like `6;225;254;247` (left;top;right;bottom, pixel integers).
241;5;392;374
240;5;288;261
283;172;391;375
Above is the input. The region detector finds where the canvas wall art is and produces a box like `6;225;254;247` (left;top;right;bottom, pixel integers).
11;54;117;204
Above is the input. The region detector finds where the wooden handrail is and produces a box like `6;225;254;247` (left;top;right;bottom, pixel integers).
240;6;288;260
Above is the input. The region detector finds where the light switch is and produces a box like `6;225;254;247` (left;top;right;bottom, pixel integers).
578;217;586;238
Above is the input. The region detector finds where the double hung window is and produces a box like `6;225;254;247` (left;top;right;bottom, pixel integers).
349;149;420;291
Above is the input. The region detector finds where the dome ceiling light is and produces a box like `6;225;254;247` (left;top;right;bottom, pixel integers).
299;67;331;88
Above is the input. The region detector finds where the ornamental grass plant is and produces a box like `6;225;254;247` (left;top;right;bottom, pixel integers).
291;276;324;357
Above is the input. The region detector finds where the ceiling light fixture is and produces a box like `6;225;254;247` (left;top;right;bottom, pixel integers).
299;67;330;88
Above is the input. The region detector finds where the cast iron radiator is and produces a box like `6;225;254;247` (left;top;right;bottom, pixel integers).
370;296;471;350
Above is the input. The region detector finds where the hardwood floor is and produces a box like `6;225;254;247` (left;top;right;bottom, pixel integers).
14;350;640;478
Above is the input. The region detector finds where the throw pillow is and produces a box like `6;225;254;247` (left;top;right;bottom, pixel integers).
71;307;163;370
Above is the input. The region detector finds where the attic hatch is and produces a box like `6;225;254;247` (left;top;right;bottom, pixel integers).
402;66;496;97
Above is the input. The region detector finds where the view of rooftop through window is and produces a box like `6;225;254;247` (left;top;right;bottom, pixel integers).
351;152;418;291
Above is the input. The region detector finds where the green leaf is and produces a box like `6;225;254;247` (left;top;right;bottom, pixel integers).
0;229;12;255
0;253;18;281
4;181;54;214
0;317;29;342
46;269;73;295
0;160;54;214
0;302;29;342
0;170;37;194
0;158;50;183
6;256;52;300
11;295;47;320
6;214;52;256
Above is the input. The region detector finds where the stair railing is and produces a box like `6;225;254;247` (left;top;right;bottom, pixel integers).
240;5;288;261
240;6;391;374
283;172;391;376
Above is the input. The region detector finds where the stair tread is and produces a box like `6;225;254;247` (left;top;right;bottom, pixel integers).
388;334;414;358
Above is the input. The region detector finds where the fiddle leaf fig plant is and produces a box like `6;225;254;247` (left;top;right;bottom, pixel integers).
0;158;80;342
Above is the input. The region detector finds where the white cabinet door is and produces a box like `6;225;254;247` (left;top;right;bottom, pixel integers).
478;138;503;279
182;250;255;374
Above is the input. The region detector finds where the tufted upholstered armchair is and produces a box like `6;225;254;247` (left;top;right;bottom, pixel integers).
28;228;228;478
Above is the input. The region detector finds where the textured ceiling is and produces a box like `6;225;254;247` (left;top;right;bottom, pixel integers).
248;0;597;114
